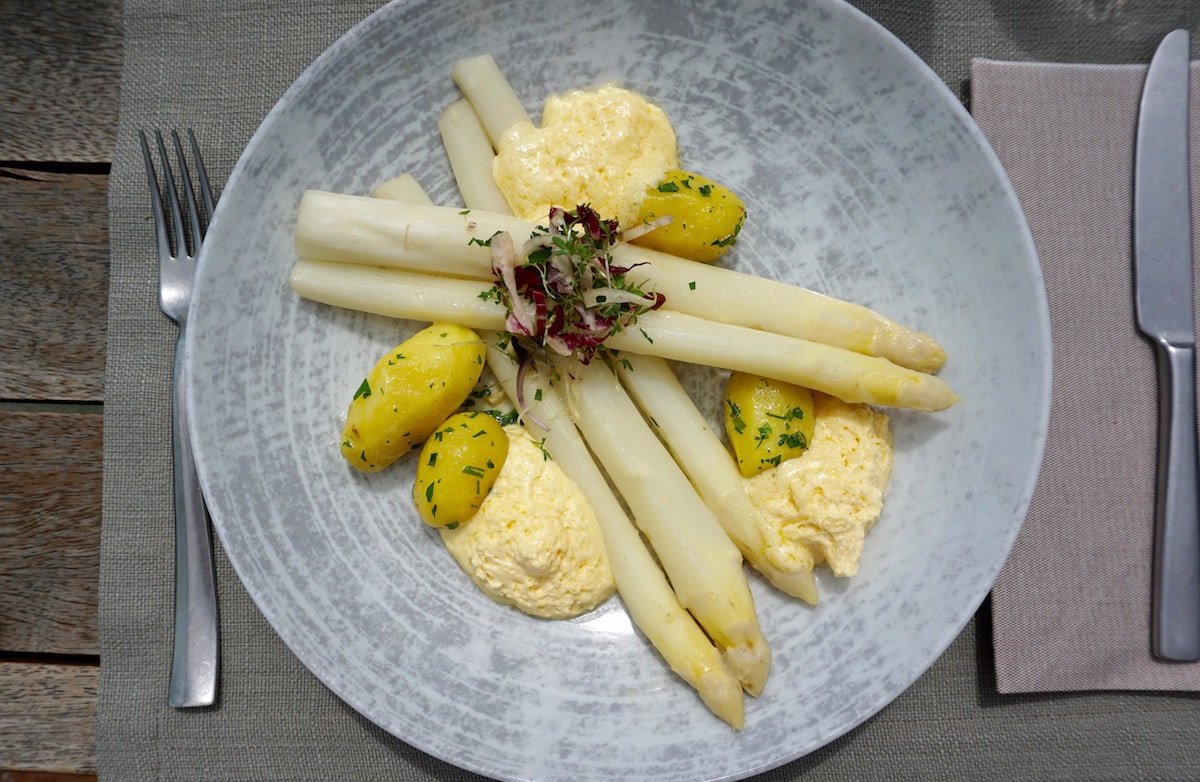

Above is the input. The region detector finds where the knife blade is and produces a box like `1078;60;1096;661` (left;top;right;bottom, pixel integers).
1134;28;1200;662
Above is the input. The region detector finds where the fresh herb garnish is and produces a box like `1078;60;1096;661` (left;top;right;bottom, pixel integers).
485;409;520;426
726;399;747;435
484;204;665;365
711;212;745;248
778;431;808;449
468;233;499;247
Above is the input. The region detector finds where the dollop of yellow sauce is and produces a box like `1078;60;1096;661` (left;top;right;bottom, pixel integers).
493;83;678;229
439;425;615;619
744;394;894;578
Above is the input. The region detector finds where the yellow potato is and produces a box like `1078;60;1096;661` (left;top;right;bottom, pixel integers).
413;412;509;527
340;323;485;472
630;169;746;262
724;372;816;478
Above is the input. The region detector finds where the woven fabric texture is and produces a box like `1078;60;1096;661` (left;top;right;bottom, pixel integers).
976;59;1200;693
99;1;1200;779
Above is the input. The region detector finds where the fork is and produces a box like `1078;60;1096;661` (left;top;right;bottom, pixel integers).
140;129;219;707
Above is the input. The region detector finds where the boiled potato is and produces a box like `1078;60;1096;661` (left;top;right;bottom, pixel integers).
340;323;485;472
724;372;816;478
630;169;746;262
413;412;509;527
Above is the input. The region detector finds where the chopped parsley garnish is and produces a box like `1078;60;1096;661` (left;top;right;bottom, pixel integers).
485;409;520;426
726;399;748;435
778;431;807;449
711;213;745;248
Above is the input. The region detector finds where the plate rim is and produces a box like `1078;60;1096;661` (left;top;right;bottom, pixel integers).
185;1;1053;778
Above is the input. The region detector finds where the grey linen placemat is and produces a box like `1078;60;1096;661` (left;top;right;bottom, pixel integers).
975;59;1200;693
99;1;1200;779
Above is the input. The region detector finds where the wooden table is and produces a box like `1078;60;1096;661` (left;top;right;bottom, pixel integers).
8;4;1200;780
1;1;121;778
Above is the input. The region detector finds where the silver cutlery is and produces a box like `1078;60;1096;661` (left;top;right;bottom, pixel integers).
139;129;221;703
1133;29;1200;661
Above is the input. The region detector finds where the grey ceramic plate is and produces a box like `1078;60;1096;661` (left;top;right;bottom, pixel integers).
185;1;1050;780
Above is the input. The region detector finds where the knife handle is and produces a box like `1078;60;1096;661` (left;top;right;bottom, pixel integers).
1151;341;1200;661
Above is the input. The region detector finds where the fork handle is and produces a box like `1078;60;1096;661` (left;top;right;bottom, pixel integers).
1151;341;1200;661
168;332;220;706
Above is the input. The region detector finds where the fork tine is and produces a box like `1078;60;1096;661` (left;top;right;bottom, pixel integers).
139;130;172;259
171;130;204;255
154;130;187;259
186;129;216;234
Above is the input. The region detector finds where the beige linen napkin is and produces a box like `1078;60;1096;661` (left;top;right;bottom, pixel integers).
973;57;1200;693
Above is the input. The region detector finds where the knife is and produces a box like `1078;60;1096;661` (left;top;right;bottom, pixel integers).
1134;28;1200;662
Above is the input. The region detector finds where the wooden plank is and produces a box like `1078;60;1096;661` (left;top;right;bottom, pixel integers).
0;171;108;402
0;411;101;656
0;771;97;782
0;662;97;775
0;0;121;162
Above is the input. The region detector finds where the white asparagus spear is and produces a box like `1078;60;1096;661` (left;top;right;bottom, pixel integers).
612;353;819;603
289;259;959;412
609;309;958;412
446;52;945;373
365;178;745;726
444;68;808;599
369;174;433;204
450;54;532;149
437;99;512;214
292;191;946;372
484;337;746;727
548;355;771;695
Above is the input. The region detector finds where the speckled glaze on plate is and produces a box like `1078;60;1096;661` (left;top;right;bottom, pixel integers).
184;1;1050;780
